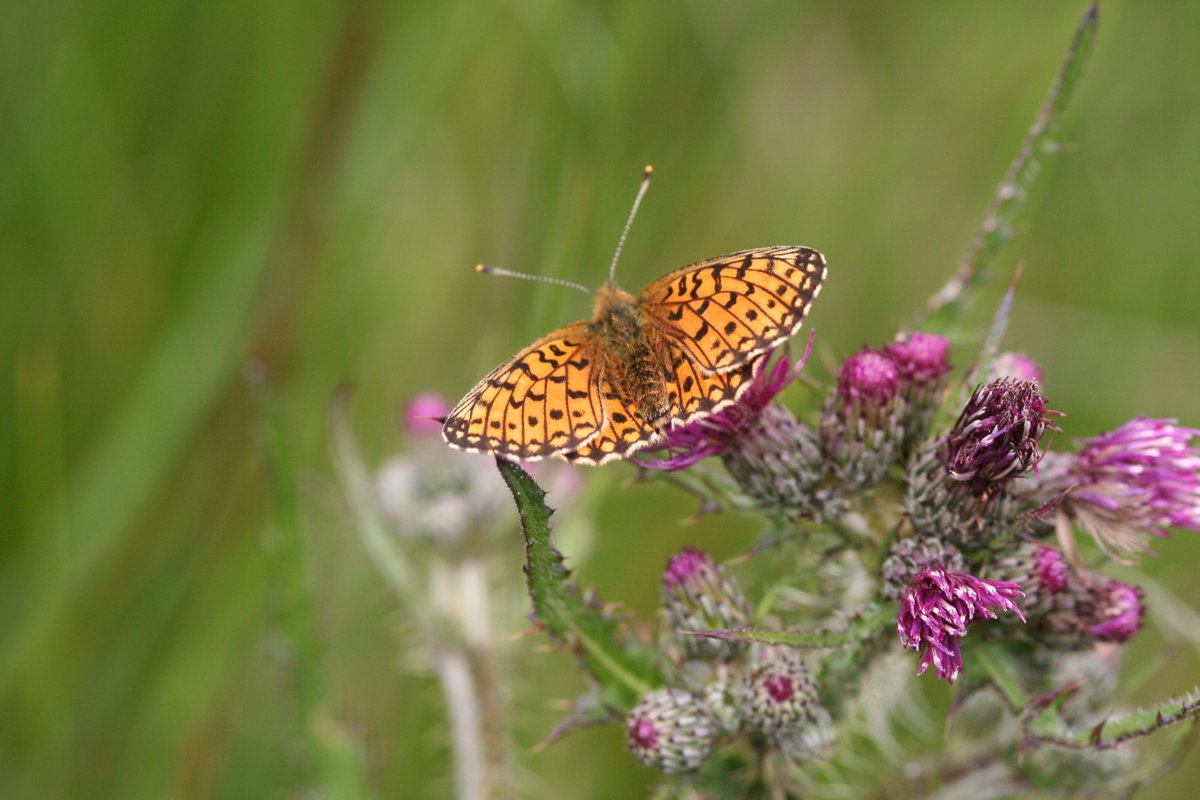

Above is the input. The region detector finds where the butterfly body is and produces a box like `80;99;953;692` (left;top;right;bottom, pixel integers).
589;283;673;428
444;246;826;465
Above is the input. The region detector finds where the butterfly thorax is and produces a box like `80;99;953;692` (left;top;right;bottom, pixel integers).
588;283;670;426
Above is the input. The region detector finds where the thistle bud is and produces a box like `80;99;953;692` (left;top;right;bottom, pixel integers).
985;543;1069;617
1087;579;1145;643
626;688;717;773
662;548;752;661
737;652;821;746
903;437;1017;549
886;332;952;450
701;680;742;736
1042;573;1146;646
822;348;905;488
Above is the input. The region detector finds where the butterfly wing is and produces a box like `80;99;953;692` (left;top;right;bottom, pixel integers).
640;246;826;374
559;344;765;465
442;323;607;461
558;381;651;465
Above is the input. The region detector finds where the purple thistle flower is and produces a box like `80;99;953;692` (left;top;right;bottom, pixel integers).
887;332;952;455
637;339;811;472
663;548;711;586
990;351;1044;384
836;348;902;417
822;346;905;488
946;378;1062;492
1059;418;1200;556
886;332;951;387
1088;579;1145;643
897;567;1025;683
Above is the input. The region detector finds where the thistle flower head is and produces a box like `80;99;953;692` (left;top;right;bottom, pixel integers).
1061;418;1200;555
946;378;1061;492
897;567;1025;683
886;332;951;386
626;688;717;773
661;548;752;661
823;346;906;488
837;348;902;414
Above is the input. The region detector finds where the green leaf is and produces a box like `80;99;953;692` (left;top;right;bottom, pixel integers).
496;458;660;710
1025;685;1200;750
697;604;893;650
918;2;1100;334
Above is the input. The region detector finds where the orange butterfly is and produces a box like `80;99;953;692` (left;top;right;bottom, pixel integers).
443;168;826;465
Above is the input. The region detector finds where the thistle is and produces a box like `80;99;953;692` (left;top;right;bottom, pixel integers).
1042;418;1200;557
821;347;905;488
626;688;718;774
896;567;1025;683
661;547;753;662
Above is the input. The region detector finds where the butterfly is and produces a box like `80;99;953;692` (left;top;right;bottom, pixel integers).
443;169;826;466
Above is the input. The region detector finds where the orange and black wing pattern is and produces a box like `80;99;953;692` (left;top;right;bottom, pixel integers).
442;324;606;461
640;246;825;374
559;382;654;465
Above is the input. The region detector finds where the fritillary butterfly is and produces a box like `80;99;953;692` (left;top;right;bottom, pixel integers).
443;169;827;465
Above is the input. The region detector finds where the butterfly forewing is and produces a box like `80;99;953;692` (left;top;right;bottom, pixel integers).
641;246;826;374
443;324;606;460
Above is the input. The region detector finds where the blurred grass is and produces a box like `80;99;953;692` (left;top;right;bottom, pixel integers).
2;1;1200;798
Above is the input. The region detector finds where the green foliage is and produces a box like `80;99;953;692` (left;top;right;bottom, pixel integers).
497;458;661;710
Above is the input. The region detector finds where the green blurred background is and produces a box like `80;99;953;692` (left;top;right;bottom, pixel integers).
3;1;1200;797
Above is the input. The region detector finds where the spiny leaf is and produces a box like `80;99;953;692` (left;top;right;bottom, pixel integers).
496;458;660;711
918;2;1100;334
1024;683;1200;750
696;604;892;650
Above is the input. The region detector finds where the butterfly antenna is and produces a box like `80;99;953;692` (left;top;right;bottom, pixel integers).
609;165;653;285
475;263;592;295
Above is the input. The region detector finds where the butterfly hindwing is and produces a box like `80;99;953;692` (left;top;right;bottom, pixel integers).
558;348;764;465
666;345;764;421
560;382;654;465
642;246;826;374
442;323;606;461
